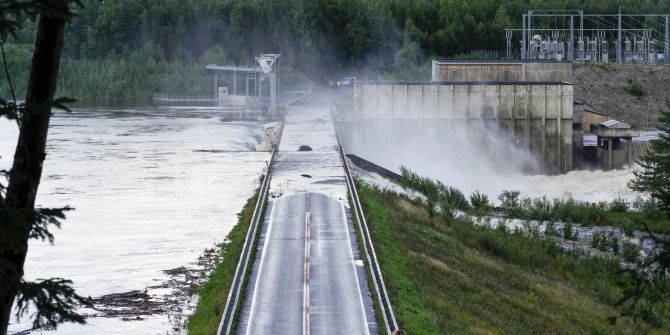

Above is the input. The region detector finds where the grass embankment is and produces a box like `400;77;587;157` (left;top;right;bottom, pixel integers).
357;183;669;334
187;182;261;334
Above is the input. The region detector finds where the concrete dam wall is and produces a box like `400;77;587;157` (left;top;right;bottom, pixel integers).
338;81;574;174
431;60;573;82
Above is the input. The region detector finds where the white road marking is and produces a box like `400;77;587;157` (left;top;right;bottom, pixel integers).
245;200;277;335
341;201;371;335
303;210;311;335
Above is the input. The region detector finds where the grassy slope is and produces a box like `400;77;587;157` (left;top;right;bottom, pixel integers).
357;183;666;334
187;185;260;334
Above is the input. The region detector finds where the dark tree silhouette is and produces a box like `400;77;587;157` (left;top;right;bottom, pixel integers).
0;1;87;333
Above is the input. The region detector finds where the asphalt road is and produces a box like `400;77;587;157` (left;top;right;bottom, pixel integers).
239;192;372;334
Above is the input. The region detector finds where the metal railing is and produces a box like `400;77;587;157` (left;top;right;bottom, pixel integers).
340;146;400;335
152;93;217;102
216;121;284;335
331;105;399;334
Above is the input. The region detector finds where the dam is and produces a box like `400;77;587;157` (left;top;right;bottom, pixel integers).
338;79;574;174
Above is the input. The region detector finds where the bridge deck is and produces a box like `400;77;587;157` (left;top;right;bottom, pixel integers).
237;106;377;334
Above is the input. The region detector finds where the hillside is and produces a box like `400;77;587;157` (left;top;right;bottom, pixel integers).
574;64;670;129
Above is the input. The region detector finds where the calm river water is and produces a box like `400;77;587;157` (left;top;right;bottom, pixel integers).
1;108;272;334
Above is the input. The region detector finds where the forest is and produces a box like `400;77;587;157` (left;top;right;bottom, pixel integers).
2;0;670;103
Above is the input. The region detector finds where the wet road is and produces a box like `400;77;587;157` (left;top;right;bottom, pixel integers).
238;106;375;334
239;192;371;334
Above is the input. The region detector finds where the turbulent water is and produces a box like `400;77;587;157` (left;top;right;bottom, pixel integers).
338;120;645;204
1;108;272;334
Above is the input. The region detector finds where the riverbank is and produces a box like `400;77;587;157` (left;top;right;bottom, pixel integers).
188;180;262;334
356;181;669;333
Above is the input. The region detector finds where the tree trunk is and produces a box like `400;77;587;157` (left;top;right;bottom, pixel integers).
0;1;69;333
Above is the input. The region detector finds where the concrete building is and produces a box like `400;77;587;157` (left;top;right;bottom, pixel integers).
341;80;574;173
573;101;608;132
431;60;573;82
591;120;640;170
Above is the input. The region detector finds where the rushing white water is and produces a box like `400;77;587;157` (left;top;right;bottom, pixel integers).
338;119;646;204
1;108;271;334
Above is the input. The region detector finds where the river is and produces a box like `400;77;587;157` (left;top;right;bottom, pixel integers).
1;108;272;334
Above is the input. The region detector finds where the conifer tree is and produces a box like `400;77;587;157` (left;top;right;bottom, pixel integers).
632;112;670;215
1;1;88;333
617;111;670;326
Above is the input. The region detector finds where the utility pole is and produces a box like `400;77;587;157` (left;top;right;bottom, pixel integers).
617;8;622;64
580;12;584;63
665;15;669;65
522;14;527;60
569;16;574;61
526;10;533;59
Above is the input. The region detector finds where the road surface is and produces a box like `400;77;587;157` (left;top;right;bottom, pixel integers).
237;106;376;334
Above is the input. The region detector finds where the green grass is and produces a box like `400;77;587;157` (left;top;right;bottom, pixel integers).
356;182;669;334
187;184;261;334
357;183;440;334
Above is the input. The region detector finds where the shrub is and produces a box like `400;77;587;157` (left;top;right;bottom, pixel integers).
626;82;645;97
525;196;553;221
469;190;492;214
620;222;635;238
399;167;469;211
544;221;561;237
622;241;640;262
563;222;578;240
609;197;629;212
553;199;607;226
498;190;523;218
591;231;619;253
438;182;470;211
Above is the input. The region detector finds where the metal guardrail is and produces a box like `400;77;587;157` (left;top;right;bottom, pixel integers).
216;121;284;335
340;146;400;335
331;105;400;334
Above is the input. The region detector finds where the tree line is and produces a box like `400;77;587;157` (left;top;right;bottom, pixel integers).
2;0;670;102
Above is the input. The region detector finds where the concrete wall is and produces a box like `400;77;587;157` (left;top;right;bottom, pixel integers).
432;61;573;82
347;81;574;173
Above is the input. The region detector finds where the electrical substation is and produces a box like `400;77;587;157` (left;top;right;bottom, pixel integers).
506;10;670;64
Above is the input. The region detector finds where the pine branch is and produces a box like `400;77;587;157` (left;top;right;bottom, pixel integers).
14;278;91;329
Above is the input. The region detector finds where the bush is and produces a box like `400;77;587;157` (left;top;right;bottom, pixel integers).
625;82;645;97
544;221;560;238
499;190;523;218
399;167;470;211
525;196;553;221
563;222;578;240
620;222;635;238
609;197;629;213
469;190;489;209
622;241;640;262
438;182;470;211
470;190;492;215
591;231;619;253
553;199;608;226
